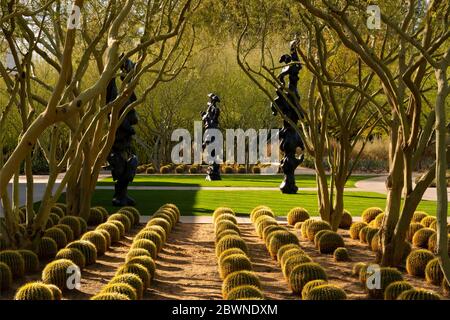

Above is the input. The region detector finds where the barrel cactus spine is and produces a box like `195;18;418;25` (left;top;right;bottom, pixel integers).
14;282;54;300
42;259;79;290
55;248;86;269
287;207;310;226
384;281;414;300
222;270;261;299
288;262;328;294
18;250;39;273
66;240;97;266
0;250;25;278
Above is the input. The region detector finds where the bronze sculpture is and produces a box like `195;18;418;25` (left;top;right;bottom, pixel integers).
201;93;222;181
106;57;139;206
271;39;305;194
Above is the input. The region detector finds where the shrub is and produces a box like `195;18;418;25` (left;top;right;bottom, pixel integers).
373;213;385;228
384;281;414;300
301;279;328;300
318;232;345;254
222;271;261;299
120;206;141;226
91;292;130;300
305;284;347;300
108;220;126;238
268;231;299;259
216;235;248;258
54;224;74;243
0;262;13;291
420;216;436;228
283;254;313;280
146;218;171;235
97;229;111;249
397;289;441;300
367;267;403;299
127;256;156;279
101;283;137;300
361;207;383;223
55;248;86;269
66;240;97;265
189;166;198;174
334;247;350;262
110;273;144;299
14;282;54;300
130;240;157;259
250;208;274;223
42;259;79;290
46;284;63;300
81;231;107;256
38;237;58;260
226;285;264;300
44;227;68;249
412;211;428;223
51;206;65;218
18;250;39;273
287;207;310;226
237;166;246;174
214;214;237;226
0;251;25;278
280;249;306;270
277;244;302;262
218;248;246;266
412;228;435;248
160;166;171;174
126;248;154;261
116;263;151;288
135;231;163;253
406;249;434;277
252;166;261;174
146;166;156;174
216;230;240;243
289;262;328;294
352;262;367;277
88;208;107;226
300;219;315;239
349;222;368;240
144;225;167;244
59;216;82;239
306;220;332;242
96;223;121;243
425;258;444;286
407;223;424;242
223;166;234;174
108;213;132;233
339;210;353;229
219;254;252;280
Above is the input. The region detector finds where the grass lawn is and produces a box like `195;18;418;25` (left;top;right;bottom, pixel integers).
97;174;372;188
88;189;444;217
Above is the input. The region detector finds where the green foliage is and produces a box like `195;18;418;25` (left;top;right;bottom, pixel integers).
318;232;345;254
406;249;435;277
222;270;261;299
14;282;54;300
397;289;441;300
425;258;444;286
88;208;107;226
127;256;156;279
110;273;144;300
352;262;367;277
96;222;121;243
333;247;349;262
412;211;428;223
59;216;82;239
349;222;368;240
54;224;74;243
91;292;130;300
384;281;414;300
146;218;171;235
367;267;403;299
135;231;162;252
268;231;299;259
101;283;137;300
304;284;347;300
277;244;302;263
361;207;383;224
218;248;246;266
44;227;68;249
412;228;435;248
283;254;313;280
108;213;132;233
55;248;86;269
289;262;328;294
226;285;264;300
220;254;252;279
339;210;353;229
108;220;126;238
18;250;39;273
420;216;436;228
38;237;58;260
306;220;332;241
301;279;328;300
216;235;248;258
130;240;157;259
116;263;151;288
66;240;97;265
0;262;13;292
407;223;424;242
81;231;107;255
287;207;310;226
42;259;79;290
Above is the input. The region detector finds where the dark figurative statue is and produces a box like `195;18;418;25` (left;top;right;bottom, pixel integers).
106;57;139;206
201;93;222;181
271;39;305;194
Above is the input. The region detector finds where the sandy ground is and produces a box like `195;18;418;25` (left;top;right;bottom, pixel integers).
0;223;447;300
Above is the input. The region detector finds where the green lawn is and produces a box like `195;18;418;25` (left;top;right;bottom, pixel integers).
89;189;444;217
97;174;372;188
